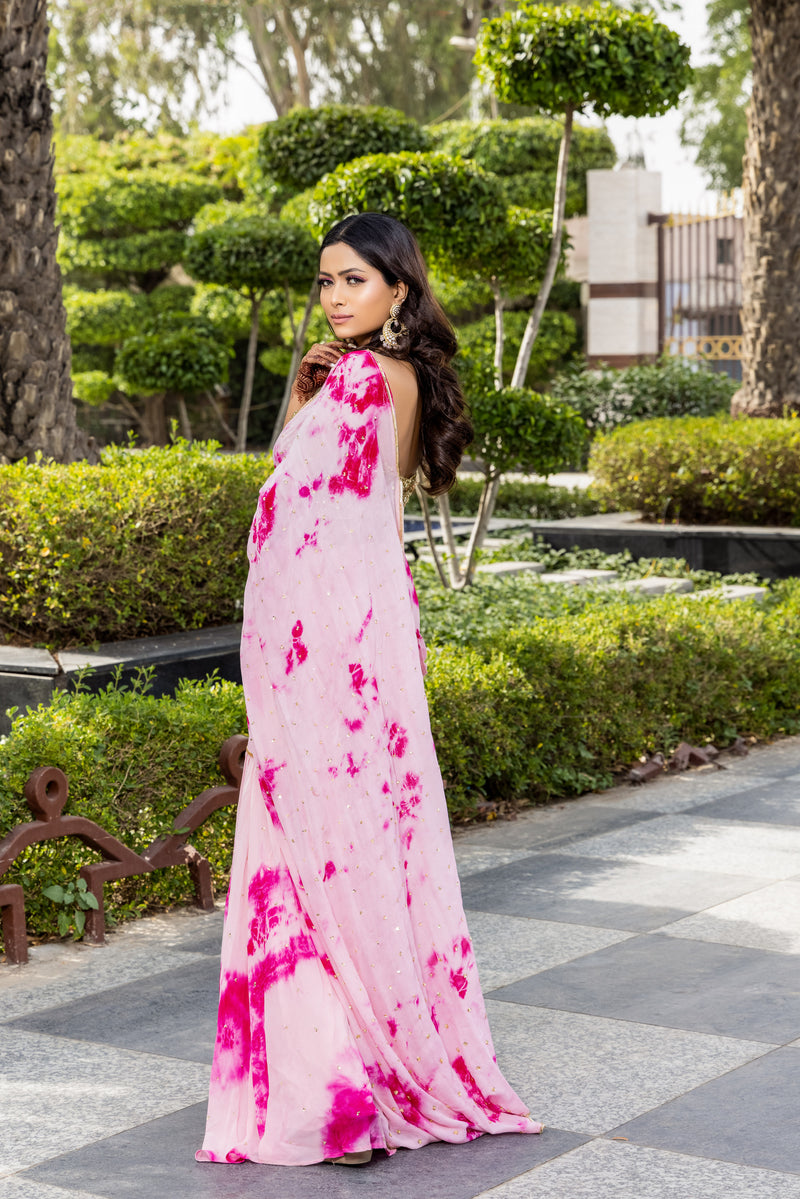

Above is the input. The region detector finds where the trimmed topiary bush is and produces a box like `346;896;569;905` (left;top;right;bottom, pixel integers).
257;104;430;195
429;117;616;215
0;441;271;648
307;151;507;269
590;414;800;524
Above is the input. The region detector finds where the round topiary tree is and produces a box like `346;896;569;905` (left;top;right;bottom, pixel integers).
58;171;222;291
430;384;586;589
184;215;318;451
475;1;692;387
307;150;507;270
428;116;617;215
257;104;430;196
114;316;231;445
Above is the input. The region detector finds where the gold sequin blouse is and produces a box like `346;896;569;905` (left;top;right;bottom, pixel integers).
400;473;417;506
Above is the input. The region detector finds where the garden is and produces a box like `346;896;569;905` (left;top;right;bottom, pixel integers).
3;1;800;948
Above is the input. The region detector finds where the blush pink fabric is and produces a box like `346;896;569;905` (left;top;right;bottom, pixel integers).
196;349;541;1166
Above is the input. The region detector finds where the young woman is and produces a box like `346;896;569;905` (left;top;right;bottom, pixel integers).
197;213;542;1169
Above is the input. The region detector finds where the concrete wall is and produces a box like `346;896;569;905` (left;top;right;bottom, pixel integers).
586;169;662;367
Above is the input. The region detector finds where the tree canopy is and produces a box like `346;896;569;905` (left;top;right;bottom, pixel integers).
47;0;498;136
680;0;750;191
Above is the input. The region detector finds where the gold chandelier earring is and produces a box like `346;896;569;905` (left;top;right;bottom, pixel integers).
380;301;407;350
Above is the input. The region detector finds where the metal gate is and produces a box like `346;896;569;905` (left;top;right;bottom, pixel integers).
650;198;743;380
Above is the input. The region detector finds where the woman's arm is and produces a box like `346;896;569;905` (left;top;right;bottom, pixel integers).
283;341;347;428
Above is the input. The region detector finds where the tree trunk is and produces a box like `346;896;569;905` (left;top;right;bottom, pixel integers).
270;280;318;449
0;0;91;464
734;1;800;416
491;282;505;389
243;3;299;116
510;105;574;390
236;295;263;453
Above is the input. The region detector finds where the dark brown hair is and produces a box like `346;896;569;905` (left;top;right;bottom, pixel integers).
319;212;473;496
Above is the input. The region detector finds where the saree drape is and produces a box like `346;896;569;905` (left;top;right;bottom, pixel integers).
197;349;541;1166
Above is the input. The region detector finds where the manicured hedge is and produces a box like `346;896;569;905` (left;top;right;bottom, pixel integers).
1;445;599;649
257;103;430;194
4;582;800;944
590;414;800;524
0;441;269;648
0;675;246;940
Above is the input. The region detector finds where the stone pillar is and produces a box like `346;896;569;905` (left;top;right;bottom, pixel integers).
586;169;662;367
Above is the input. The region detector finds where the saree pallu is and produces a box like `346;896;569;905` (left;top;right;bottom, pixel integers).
197;349;541;1166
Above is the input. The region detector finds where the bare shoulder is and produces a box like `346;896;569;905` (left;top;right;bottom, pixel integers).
370;351;419;407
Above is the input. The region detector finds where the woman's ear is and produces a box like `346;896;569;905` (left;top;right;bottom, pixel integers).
393;279;408;304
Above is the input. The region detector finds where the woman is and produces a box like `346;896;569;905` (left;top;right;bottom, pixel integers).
197;212;542;1169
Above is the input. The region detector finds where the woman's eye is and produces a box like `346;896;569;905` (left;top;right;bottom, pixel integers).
347;276;365;285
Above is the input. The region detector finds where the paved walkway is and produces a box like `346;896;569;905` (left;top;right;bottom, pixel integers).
2;739;800;1198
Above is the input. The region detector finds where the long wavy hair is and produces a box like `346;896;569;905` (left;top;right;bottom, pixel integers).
319;212;473;496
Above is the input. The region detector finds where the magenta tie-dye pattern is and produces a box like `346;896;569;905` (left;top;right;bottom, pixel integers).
196;351;541;1167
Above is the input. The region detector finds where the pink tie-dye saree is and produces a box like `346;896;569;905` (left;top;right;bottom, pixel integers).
197;349;541;1167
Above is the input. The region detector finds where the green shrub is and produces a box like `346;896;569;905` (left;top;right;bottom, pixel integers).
72;371;117;407
0;441;270;648
590;414;800;524
58;171;222;239
476;2;691;119
429;117;616;216
0;673;246;939
54;129;257;194
457;309;579;395
6;580;800;945
307;151;507;269
114;316;232;396
551;356;736;438
257;104;430;194
470;385;587;477
405;477;601;520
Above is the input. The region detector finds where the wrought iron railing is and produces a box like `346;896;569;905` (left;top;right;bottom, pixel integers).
0;734;247;966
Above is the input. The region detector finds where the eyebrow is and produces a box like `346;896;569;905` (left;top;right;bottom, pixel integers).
318;266;367;277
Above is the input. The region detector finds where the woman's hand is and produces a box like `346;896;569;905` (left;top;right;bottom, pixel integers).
290;341;348;406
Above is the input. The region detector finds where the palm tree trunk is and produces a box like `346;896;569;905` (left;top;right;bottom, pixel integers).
0;0;91;464
734;0;800;415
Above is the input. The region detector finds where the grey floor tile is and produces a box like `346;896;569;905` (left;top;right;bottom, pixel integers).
0;1180;108;1199
466;911;633;990
454;803;658;852
460;852;766;932
659;880;800;954
489;934;800;1043
613;1047;800;1175
9;959;220;1064
22;1102;585;1199
720;741;800;776
690;779;800;826
486;1000;767;1137
0;909;223;1022
567;813;800;879
0;1028;210;1175
455;846;538;878
474;1139;800;1198
590;771;772;815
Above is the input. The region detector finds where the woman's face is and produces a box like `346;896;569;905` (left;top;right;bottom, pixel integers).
318;242;407;347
